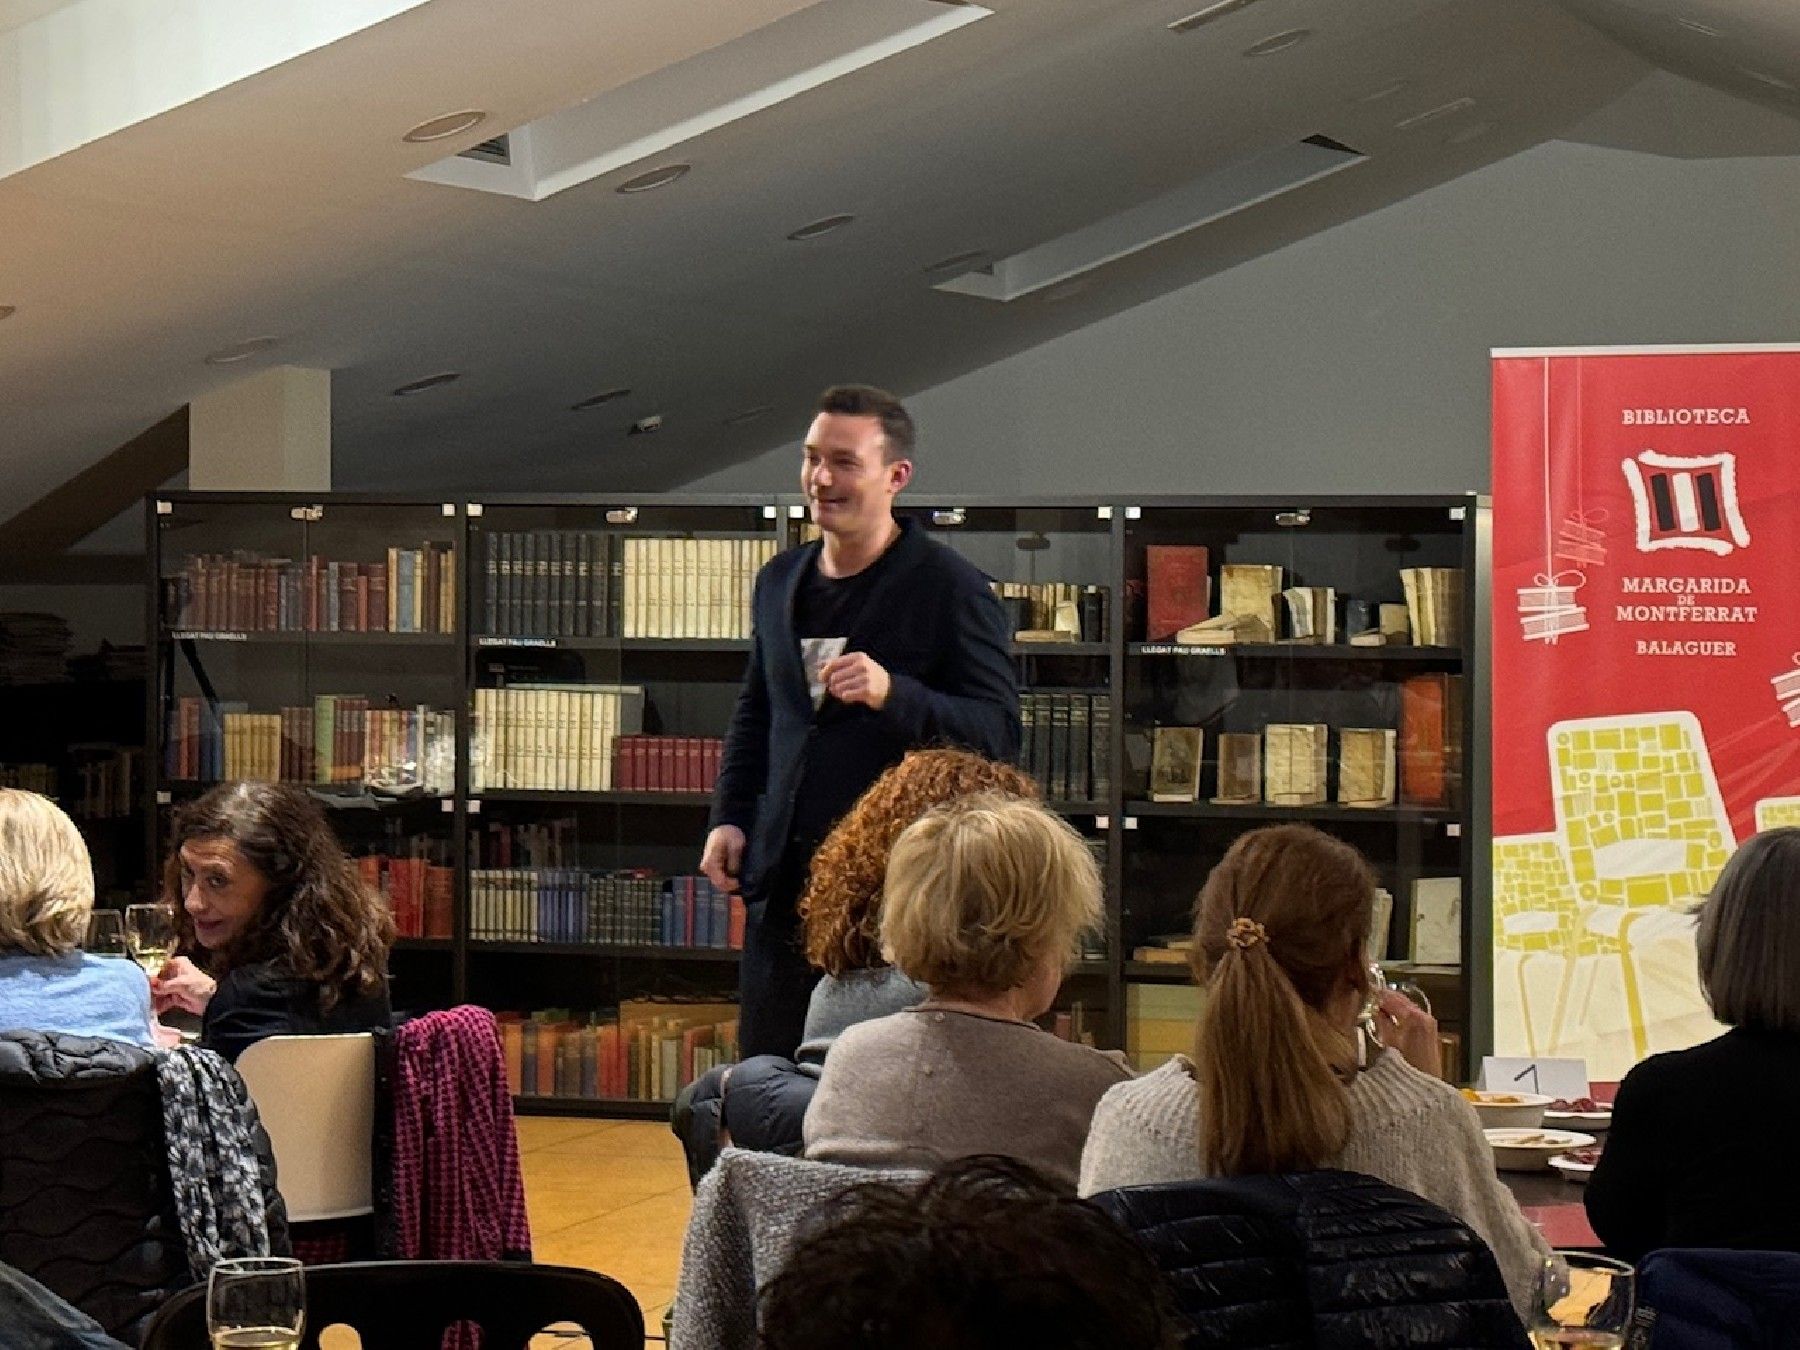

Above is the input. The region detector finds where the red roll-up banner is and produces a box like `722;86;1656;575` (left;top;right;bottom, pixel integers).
1491;344;1800;1077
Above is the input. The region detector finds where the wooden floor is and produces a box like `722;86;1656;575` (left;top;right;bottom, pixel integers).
517;1116;692;1340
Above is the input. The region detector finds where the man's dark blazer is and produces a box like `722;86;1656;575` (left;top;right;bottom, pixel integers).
708;516;1020;905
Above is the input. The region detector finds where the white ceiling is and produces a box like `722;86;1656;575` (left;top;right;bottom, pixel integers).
3;0;1799;536
0;0;70;33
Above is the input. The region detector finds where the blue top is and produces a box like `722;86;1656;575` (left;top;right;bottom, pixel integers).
0;952;157;1049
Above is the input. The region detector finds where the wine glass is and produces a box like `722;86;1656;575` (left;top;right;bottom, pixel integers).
207;1256;306;1350
1531;1251;1634;1349
124;903;175;977
83;910;129;957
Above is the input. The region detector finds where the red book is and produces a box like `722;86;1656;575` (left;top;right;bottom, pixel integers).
651;738;667;793
727;896;747;950
1145;545;1211;641
684;737;701;793
367;565;389;632
425;865;453;939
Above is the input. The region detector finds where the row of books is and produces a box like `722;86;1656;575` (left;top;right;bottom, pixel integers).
0;762;55;795
469;868;746;948
165;547;458;634
992;582;1108;644
611;734;723;794
353;850;453;939
470;684;645;792
70;747;140;819
164;696;455;791
1020;691;1111;802
481;532;779;640
500;1002;740;1103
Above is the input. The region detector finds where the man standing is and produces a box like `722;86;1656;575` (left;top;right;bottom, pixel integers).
701;385;1020;1058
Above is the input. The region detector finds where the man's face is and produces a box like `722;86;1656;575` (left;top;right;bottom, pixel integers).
801;412;910;537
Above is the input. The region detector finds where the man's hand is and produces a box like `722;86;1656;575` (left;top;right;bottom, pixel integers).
150;955;217;1016
700;825;747;895
820;652;892;710
1372;988;1442;1078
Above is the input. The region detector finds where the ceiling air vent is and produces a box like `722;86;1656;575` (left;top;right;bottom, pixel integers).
459;135;511;166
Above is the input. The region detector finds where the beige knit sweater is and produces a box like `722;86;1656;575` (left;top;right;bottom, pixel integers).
1077;1051;1549;1321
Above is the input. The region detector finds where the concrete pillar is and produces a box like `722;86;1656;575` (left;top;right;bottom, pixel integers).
189;366;331;491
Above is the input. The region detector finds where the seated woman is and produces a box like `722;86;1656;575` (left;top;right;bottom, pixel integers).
803;794;1130;1191
152;781;393;1062
676;749;1040;1182
1587;827;1800;1261
1077;824;1545;1319
0;789;156;1048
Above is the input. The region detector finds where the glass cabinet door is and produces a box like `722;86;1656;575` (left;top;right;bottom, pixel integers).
464;498;779;1112
1119;498;1474;1076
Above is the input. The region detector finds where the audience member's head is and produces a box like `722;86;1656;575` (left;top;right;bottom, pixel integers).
162;781;391;1004
757;1156;1181;1350
800;749;1038;977
1190;824;1377;1175
0;790;95;957
1699;827;1800;1032
880;793;1098;1012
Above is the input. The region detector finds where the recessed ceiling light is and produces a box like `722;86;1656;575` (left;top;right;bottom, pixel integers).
1168;0;1261;34
1675;16;1722;37
0;305;15;322
1243;28;1310;57
1395;97;1476;131
1446;120;1496;146
724;405;772;427
1354;80;1408;104
1741;67;1798;92
204;336;281;366
402;111;488;144
616;164;691;194
923;250;991;277
628;415;664;436
787;214;856;242
392;372;461;397
571;388;631;411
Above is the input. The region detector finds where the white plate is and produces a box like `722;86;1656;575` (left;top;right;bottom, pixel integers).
1549;1154;1598;1184
1485;1128;1597;1172
1544;1108;1611;1132
1462;1091;1553;1130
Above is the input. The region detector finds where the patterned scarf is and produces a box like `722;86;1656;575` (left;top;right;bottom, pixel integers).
155;1045;271;1278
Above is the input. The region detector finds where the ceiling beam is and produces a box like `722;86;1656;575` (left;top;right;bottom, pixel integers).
0;407;186;571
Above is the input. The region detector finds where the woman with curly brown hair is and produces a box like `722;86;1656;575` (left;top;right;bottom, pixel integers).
673;748;1037;1184
151;781;393;1063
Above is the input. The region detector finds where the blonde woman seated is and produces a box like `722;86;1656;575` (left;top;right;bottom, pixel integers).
0;789;156;1048
1077;824;1545;1317
803;794;1130;1192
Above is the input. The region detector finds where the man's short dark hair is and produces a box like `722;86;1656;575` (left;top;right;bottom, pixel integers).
816;384;915;463
756;1157;1182;1350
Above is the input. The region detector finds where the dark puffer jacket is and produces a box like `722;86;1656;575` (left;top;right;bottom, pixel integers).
0;1030;286;1345
1090;1169;1531;1350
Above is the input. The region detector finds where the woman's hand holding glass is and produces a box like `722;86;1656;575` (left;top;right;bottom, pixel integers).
151;955;217;1016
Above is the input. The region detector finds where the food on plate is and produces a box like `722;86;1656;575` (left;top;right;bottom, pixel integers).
1548;1096;1608;1113
1562;1144;1604;1166
1461;1089;1526;1105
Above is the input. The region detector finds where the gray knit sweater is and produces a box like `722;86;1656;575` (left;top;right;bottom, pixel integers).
804;1006;1132;1192
793;967;928;1075
1077;1052;1549;1321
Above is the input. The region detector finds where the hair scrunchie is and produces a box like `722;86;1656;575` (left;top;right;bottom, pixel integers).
1225;916;1268;951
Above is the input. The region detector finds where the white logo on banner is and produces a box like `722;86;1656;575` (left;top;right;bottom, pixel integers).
1621;450;1750;556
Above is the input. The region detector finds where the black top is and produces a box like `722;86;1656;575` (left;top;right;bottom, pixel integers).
200;959;393;1064
794;544;900;734
1586;1026;1800;1262
709;516;1020;898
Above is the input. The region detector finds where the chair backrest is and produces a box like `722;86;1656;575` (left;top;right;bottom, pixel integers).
235;1033;375;1222
139;1260;643;1350
0;1029;189;1343
1090;1169;1529;1350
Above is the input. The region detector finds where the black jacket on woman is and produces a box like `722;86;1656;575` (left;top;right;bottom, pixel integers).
201;960;391;1064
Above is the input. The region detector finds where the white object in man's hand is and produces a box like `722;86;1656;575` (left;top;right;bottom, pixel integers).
819;652;891;710
700;825;747;895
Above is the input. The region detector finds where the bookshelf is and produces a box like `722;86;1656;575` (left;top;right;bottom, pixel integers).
146;491;1488;1111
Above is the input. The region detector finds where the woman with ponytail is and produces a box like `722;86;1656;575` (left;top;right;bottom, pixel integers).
1078;825;1545;1317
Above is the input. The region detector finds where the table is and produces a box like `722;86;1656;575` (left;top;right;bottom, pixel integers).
1501;1169;1599;1249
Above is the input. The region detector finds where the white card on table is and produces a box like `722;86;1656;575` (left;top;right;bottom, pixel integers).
1479;1056;1589;1098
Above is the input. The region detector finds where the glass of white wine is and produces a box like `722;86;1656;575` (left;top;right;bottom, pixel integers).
207;1256;305;1350
124;903;175;977
1531;1251;1634;1349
